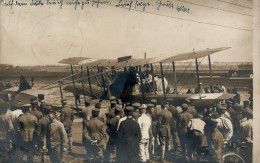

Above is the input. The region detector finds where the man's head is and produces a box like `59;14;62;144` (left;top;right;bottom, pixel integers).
95;102;101;109
30;98;38;109
162;101;169;109
125;106;134;116
92;108;100;118
151;99;157;106
216;104;226;115
114;106;122;116
181;103;189;112
139;104;147;114
234;103;243;113
43;105;52;115
132;102;141;110
49;111;57;122
22;104;31;113
243;100;250;108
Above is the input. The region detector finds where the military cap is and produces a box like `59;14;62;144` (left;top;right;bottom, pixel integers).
95;102;101;109
139;104;147;110
125;106;134;112
109;96;116;101
132;102;141;108
182;103;188;110
162;101;169;106
151;99;157;104
43;105;52;111
115;106;122;112
111;101;117;104
147;103;155;108
216;104;226;110
17;100;24;108
234;104;243;110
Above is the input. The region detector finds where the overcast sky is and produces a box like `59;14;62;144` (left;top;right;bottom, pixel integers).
0;0;253;65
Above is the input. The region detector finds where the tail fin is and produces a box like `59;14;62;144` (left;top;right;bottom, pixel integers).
18;75;32;92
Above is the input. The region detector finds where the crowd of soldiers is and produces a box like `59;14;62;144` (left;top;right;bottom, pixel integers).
0;90;253;163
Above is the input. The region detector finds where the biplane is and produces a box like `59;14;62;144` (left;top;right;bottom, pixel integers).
38;46;236;108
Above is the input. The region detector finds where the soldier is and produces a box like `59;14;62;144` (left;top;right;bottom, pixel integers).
83;108;107;162
81;101;93;143
205;117;223;163
37;105;52;162
117;106;133;131
95;102;107;123
30;98;43;122
168;103;180;153
177;103;193;160
132;102;141;121
187;113;206;161
46;111;68;163
151;99;161;154
138;105;152;162
226;100;236;123
158;101;172;162
106;100;117;124
117;106;142;163
60;99;74;152
16;104;38;162
0;101;14;162
104;106;122;162
216;104;233;143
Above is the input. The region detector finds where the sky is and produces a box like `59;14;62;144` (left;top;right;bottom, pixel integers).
0;0;253;65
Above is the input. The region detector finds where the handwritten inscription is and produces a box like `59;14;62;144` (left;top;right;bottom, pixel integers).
2;0;191;14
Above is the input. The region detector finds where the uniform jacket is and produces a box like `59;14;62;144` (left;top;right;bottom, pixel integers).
61;106;74;130
37;115;50;147
177;111;193;134
83;117;107;146
158;108;172;137
217;116;233;141
46;119;68;148
107;116;120;137
138;113;152;139
0;113;13;143
206;128;223;163
18;113;38;142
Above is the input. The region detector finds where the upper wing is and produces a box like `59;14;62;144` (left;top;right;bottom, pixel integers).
150;47;231;63
58;47;230;67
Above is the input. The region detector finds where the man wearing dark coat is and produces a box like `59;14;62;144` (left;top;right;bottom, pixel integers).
117;106;142;163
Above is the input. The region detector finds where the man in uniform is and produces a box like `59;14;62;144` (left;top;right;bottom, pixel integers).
177;103;193;160
37;105;52;162
81;101;93;143
117;106;142;163
60;99;74;152
132;102;141;121
168;102;180;153
46;111;68;163
0;101;14;162
138;104;152;162
104;106;122;162
83;107;107;162
17;104;38;162
158;101;172;162
205;117;223;163
226;100;236;123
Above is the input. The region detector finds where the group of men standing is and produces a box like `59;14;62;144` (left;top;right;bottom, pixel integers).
0;97;74;163
0;92;253;163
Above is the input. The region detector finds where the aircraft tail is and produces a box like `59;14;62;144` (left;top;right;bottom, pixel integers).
18;75;32;92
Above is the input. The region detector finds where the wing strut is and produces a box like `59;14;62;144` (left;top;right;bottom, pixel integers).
81;65;87;103
139;65;145;101
160;62;167;101
150;63;157;95
70;65;78;108
195;58;201;93
208;55;212;88
86;66;93;97
172;61;177;94
58;80;64;103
